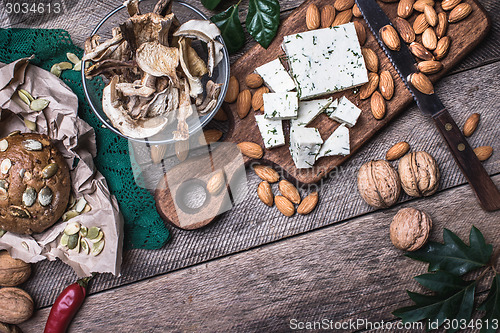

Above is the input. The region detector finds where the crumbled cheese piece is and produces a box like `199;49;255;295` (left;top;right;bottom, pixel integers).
327;96;362;127
290;97;333;127
317;124;350;158
254;58;296;92
289;126;323;169
255;115;285;149
263;92;299;120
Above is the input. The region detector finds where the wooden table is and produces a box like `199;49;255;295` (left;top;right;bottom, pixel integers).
1;0;499;331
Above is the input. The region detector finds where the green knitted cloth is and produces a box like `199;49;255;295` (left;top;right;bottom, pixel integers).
0;28;170;249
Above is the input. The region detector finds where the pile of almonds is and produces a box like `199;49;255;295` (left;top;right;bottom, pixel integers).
253;164;319;216
224;72;268;120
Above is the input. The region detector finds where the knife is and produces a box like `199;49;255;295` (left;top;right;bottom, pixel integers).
355;0;500;211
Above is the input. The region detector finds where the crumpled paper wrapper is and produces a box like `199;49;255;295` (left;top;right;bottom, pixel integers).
0;58;123;277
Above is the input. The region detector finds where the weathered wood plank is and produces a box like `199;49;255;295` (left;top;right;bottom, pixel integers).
19;60;500;308
20;175;500;332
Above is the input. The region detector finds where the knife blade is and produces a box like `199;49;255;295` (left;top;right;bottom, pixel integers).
355;0;500;211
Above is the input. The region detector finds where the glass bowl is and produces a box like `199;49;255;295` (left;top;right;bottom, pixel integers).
81;0;230;144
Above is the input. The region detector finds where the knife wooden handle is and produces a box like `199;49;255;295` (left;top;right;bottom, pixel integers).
432;110;500;211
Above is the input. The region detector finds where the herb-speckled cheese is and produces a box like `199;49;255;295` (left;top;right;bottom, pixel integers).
289;126;323;169
263;92;299;119
290;97;333;127
255;115;285;149
317;124;350;159
282;23;369;100
254;58;296;92
327;96;362;127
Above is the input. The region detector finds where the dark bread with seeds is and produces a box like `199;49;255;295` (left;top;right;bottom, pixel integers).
0;132;70;234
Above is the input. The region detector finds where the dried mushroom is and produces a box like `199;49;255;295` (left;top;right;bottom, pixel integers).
398;151;440;197
83;0;224;139
390;207;432;251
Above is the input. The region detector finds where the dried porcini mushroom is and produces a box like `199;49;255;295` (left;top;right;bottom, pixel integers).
398;151;440;197
135;41;179;83
357;160;401;208
390;207;432;251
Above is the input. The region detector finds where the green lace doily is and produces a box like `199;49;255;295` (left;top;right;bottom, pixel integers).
0;28;170;249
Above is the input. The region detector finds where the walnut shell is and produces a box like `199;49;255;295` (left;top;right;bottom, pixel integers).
357;160;401;208
390;207;432;251
0;322;23;333
398;151;440;197
0;251;31;287
0;288;33;324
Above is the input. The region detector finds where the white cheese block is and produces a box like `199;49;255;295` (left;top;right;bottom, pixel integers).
327;96;362;127
254;58;296;92
324;99;339;118
255;114;285;149
317;124;350;158
282;23;369;100
289;126;323;169
263;92;299;120
290;97;333;127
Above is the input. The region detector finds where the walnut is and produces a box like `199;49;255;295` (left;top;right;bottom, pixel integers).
390;207;432;251
357;160;401;208
398;151;440;197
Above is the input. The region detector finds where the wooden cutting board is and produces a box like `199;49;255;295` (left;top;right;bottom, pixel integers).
222;0;490;184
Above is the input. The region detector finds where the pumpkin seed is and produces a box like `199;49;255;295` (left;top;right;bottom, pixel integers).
42;163;59;179
57;62;73;70
67;53;81;65
64;221;81;235
91;239;105;256
73;61;82;71
67;194;76;210
87;226;100;240
17;90;32;105
30;99;50;112
1;158;12;174
60;233;69;247
72;236;81;253
67;233;79;250
38;186;53;206
75;197;87;213
19;168;25;178
80;226;88;237
62;210;79;222
22;187;36;207
9;206;31;218
90;230;104;243
50;64;62;77
0;139;8;152
8;131;21;137
22;139;43;151
0;180;8;190
21;241;29;250
0;187;7;201
0;229;5;237
81;238;90;255
82;204;92;214
24;119;37;131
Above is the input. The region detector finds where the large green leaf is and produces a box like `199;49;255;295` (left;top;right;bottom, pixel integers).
406;226;492;276
246;0;280;49
478;274;500;333
211;4;245;54
415;271;470;294
201;0;222;10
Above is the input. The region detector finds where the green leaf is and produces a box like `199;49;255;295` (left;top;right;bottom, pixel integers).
246;0;280;49
406;226;492;276
211;4;245;54
478;274;500;333
414;271;470;294
201;0;222;10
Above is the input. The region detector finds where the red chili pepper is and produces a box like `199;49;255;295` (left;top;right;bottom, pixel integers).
43;275;93;333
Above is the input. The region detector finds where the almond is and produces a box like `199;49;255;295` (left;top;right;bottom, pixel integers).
436;12;448;38
150;145;167;164
442;0;461;11
422;27;437;50
297;192;319;215
213;108;228;121
275;195;295;217
413;13;429;34
236;90;252;119
354;21;367;46
423;5;438;26
321;5;336;28
434;36;451;60
207;170;225;195
362;47;379;73
279;179;301;204
410;72;434;94
371;91;386;120
352;4;362;17
253;164;280;183
379;70;395;100
199;129;223;145
413;0;434;12
448;3;472;22
252;86;269;110
238;142;263;159
474;146;493;162
359;72;380;100
394;17;415;43
397;0;414;18
224;76;239;103
245;73;263;89
409;42;434;60
175;140;189;162
417;60;443;74
334;0;354;12
257;181;274;206
380;25;401;51
306;4;321;30
380;0;399;2
463;113;480;137
332;9;352;26
386;142;411;160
